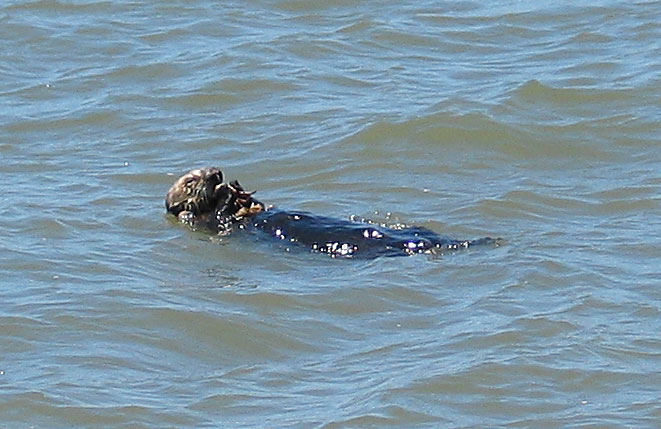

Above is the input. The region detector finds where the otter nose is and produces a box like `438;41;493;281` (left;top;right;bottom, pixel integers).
204;168;223;185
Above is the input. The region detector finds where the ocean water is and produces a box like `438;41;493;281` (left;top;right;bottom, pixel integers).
1;0;660;427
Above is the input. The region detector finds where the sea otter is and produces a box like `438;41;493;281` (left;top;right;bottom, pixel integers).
166;167;498;258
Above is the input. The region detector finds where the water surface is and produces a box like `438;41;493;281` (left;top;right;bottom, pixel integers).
1;0;660;427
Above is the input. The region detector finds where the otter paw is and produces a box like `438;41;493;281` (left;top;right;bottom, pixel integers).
177;210;197;226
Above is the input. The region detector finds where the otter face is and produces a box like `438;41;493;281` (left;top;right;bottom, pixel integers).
166;167;265;231
165;167;224;216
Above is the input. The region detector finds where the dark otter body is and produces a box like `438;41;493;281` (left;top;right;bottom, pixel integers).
246;210;495;258
166;167;497;258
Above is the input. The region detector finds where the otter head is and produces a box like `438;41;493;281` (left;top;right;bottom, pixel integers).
166;167;225;217
166;166;265;230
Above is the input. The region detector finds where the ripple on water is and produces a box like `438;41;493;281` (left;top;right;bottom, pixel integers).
1;0;660;426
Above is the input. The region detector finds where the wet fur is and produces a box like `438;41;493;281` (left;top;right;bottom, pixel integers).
166;167;497;257
165;167;264;234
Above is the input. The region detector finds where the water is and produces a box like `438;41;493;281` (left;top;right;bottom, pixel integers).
1;0;660;427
